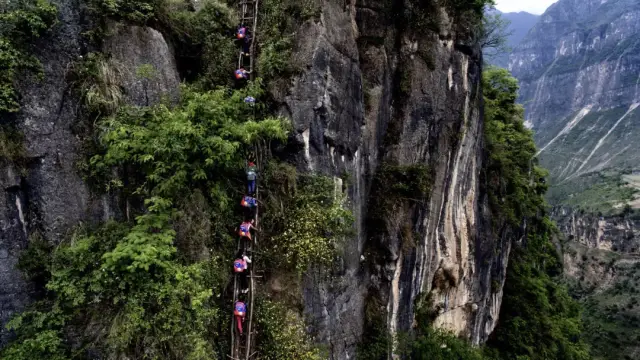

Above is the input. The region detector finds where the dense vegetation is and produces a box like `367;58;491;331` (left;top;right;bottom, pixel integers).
482;68;590;360
546;170;638;215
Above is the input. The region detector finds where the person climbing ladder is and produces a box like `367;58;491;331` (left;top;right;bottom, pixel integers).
240;194;258;219
234;296;247;335
238;219;259;243
233;250;252;294
246;161;257;196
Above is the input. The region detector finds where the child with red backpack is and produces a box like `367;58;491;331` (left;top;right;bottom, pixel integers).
233;250;252;294
234;297;247;335
241;195;258;219
238;219;259;243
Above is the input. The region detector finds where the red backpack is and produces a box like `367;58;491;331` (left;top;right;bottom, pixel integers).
237;27;246;39
239;222;251;238
234;258;246;273
234;302;246;316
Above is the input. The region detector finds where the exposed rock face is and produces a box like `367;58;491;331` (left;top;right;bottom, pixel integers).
103;23;181;106
509;0;640;181
0;0;180;345
554;207;640;252
278;0;507;357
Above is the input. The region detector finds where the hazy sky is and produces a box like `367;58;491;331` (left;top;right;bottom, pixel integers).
495;0;559;14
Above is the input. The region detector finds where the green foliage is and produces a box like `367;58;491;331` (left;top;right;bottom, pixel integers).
482;67;591;360
0;125;26;162
255;298;323;360
158;0;237;88
4;82;291;359
87;0;237;88
90;0;158;23
2;220;224;360
546;171;638;215
90;81;288;199
483;67;547;227
356;295;390;360
0;0;57;113
16;232;52;286
486;219;591;360
257;0;320;81
262;166;354;274
368;164;431;235
443;0;496;41
410;329;487;360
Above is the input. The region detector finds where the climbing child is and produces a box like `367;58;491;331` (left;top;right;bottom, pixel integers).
238;219;259;242
246;161;257;196
236;25;248;40
234;250;252;294
236;25;252;55
234;297;247;335
235;67;250;80
240;195;258;219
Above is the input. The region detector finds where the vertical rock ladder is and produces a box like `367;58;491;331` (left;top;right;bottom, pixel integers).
237;0;259;79
230;1;259;359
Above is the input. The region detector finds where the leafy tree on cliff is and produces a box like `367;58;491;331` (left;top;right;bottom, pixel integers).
482;67;591;360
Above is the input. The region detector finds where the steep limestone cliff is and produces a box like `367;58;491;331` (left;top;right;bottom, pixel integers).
276;0;505;357
554;207;640;252
0;0;181;345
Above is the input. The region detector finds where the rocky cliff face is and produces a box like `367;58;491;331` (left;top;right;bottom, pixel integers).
554;207;640;252
279;0;506;357
1;0;508;358
0;0;180;345
509;0;640;181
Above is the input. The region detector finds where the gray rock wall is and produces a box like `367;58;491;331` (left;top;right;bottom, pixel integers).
510;0;640;131
0;0;180;345
554;207;640;253
277;0;507;357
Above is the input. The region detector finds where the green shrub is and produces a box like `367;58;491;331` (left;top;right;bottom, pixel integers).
2;218;224;360
410;329;486;360
255;298;323;360
367;164;431;235
357;295;390;360
69;52;124;115
90;0;159;24
483;67;546;227
0;0;57;113
3;82;290;359
262;167;355;274
257;0;320;81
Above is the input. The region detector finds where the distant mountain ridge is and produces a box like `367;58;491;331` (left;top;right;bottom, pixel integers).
490;10;539;67
509;0;640;188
